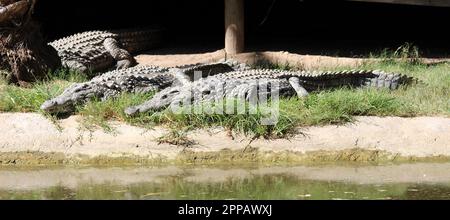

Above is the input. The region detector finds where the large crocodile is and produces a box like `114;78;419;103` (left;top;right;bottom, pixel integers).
48;27;163;75
40;60;249;113
124;69;416;116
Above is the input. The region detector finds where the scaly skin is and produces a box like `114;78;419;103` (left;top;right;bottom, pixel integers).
124;69;416;116
48;27;163;75
40;65;170;113
40;61;248;114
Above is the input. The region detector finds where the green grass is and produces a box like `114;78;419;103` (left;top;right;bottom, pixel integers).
360;62;449;115
114;88;413;138
0;51;449;138
76;92;155;132
0;69;86;112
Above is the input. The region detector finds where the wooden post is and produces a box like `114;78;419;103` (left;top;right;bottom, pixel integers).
224;0;244;55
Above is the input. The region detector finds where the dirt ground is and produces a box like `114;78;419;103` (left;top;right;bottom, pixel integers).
0;113;449;165
135;49;450;69
135;50;366;69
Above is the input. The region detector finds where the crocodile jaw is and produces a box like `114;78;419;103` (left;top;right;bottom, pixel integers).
40;98;75;114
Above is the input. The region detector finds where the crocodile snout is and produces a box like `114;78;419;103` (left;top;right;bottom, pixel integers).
40;99;74;114
40;100;57;112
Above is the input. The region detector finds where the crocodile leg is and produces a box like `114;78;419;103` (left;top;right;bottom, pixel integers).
288;77;309;97
171;68;193;86
103;38;137;69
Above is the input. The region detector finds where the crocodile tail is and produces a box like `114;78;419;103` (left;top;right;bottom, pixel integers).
363;70;418;90
114;27;165;53
298;70;419;91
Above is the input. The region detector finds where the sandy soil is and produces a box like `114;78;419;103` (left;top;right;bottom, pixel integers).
135;49;450;69
0;113;449;162
135;50;366;69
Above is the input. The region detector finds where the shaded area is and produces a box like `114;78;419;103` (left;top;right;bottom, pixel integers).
33;0;450;57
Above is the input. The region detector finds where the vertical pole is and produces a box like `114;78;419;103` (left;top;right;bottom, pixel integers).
224;0;244;55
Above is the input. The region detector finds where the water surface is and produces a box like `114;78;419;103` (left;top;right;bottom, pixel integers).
1;163;450;200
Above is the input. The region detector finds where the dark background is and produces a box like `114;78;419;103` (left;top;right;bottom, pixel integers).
34;0;450;57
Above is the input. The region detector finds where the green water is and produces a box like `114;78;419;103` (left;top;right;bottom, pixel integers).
2;175;450;200
1;164;450;200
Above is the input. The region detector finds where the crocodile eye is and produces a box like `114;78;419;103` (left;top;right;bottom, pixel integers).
170;90;179;94
161;95;168;99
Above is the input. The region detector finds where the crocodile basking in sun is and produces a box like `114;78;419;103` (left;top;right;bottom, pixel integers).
40;60;250;113
41;59;416;115
124;68;416;116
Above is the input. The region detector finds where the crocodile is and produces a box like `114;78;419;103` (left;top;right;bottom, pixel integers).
40;60;249;114
124;69;416;116
48;27;163;75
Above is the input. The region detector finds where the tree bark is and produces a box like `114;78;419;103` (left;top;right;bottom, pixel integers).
0;0;60;85
0;0;29;24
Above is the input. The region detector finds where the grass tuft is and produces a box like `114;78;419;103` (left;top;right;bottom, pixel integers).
157;128;197;147
369;42;422;66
